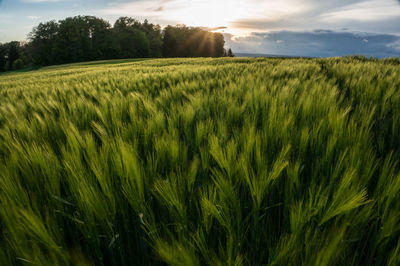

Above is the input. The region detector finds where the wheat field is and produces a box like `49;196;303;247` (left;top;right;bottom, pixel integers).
0;57;399;265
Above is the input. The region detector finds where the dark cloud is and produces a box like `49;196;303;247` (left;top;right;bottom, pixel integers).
225;30;400;58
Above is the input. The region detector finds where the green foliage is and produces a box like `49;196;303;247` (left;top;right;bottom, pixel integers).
12;59;24;70
0;57;399;265
27;16;162;66
4;61;10;71
162;25;225;57
24;16;226;68
227;48;234;57
0;41;26;72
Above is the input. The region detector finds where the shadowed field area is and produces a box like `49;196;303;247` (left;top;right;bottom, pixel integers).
0;57;399;265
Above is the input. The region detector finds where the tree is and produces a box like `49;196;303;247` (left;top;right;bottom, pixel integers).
142;19;163;57
8;42;20;65
0;44;7;72
12;59;24;70
113;18;151;58
0;41;24;71
43;16;115;64
22;16;227;68
28;21;59;65
87;17;116;60
55;16;92;63
227;48;234;57
162;25;225;58
162;25;186;57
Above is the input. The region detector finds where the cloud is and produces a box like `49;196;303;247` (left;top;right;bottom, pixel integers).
99;0;174;17
96;0;400;36
21;0;61;2
321;0;400;22
387;40;400;51
99;0;311;29
153;6;164;12
199;26;228;31
230;18;285;30
225;30;400;58
3;0;400;52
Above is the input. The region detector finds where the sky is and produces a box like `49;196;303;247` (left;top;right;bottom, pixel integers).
0;0;400;57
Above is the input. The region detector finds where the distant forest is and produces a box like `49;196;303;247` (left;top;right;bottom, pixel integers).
0;16;234;72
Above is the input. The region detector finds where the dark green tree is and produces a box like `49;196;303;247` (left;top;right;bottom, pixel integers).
7;41;20;68
162;25;186;57
227;48;234;57
113;17;151;58
12;59;24;70
28;21;59;65
55;16;92;63
142;19;163;57
162;25;225;58
0;44;7;72
85;16;114;60
23;16;227;67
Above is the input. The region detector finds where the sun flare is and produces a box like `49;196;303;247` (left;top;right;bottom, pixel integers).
166;0;250;28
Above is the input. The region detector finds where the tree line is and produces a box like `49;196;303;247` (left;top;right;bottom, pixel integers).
0;16;234;72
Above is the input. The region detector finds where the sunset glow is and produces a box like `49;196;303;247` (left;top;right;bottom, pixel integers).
167;0;250;28
0;0;400;57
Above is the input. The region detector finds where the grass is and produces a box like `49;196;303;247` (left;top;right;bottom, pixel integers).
0;57;399;265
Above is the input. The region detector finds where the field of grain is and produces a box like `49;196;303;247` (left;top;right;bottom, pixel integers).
0;57;399;265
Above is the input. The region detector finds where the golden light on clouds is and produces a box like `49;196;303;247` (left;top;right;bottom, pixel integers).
166;0;249;28
101;0;312;35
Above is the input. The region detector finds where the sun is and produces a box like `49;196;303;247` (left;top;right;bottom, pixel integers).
166;0;250;29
